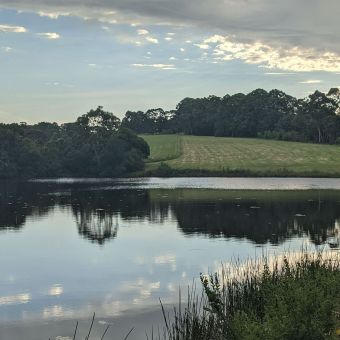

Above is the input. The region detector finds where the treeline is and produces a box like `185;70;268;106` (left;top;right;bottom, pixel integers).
0;107;149;179
122;88;340;144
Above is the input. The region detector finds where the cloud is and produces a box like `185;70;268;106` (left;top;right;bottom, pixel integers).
145;36;158;44
0;24;26;33
165;37;173;41
180;48;185;52
131;63;176;70
38;11;70;19
1;46;13;52
1;0;339;49
265;72;296;75
38;32;60;39
194;43;210;50
299;80;323;84
137;29;149;35
135;29;159;44
2;0;340;72
202;35;340;72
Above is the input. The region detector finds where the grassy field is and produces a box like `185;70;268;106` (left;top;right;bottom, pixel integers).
141;135;340;177
141;134;182;163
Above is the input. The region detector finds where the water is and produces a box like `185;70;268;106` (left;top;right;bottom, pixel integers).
0;178;339;339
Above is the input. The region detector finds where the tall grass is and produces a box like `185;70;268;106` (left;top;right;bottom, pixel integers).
157;251;340;340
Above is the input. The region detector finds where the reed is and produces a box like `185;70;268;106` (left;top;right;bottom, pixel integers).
156;251;340;340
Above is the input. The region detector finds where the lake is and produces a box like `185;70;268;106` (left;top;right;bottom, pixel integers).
0;178;339;339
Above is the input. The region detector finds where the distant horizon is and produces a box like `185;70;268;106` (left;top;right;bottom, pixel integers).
0;1;340;123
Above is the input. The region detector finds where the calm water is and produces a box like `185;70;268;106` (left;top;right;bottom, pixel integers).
0;178;340;339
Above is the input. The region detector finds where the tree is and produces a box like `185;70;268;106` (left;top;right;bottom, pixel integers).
0;107;149;179
77;106;120;133
297;91;340;143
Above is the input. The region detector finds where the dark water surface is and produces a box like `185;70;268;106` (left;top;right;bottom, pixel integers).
0;178;339;339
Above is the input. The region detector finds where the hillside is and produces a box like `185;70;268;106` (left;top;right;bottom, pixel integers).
141;135;340;177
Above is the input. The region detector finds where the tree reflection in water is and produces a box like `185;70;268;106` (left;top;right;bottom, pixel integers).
0;180;339;248
74;208;118;245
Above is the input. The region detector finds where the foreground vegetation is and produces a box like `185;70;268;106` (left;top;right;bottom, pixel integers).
142;135;340;177
159;252;340;340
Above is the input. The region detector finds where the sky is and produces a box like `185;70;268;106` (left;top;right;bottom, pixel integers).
0;0;340;123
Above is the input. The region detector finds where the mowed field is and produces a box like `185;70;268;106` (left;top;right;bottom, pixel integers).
141;134;182;162
141;135;340;176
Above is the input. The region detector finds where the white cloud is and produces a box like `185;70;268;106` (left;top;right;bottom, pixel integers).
145;36;158;44
137;29;149;35
180;48;185;52
88;63;97;67
165;37;173;41
0;24;26;33
2;46;13;52
45;81;60;86
131;63;176;70
194;43;210;50
1;0;340;57
2;0;340;74
202;35;340;72
169;56;176;60
38;11;70;19
299;80;323;84
38;32;60;39
265;72;296;75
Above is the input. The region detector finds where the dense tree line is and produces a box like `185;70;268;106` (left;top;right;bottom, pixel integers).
0;106;149;179
122;88;340;144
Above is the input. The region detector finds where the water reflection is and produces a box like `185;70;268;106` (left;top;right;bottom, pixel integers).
0;179;340;336
74;208;119;245
172;195;340;246
0;181;339;248
0;294;31;306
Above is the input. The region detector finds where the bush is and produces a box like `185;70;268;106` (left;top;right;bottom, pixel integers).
159;252;340;340
153;162;173;177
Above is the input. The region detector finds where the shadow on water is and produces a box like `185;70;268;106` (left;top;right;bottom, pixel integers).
0;180;339;248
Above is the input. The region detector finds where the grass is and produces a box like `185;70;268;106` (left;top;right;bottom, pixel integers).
158;251;340;340
141;134;182;163
140;135;340;177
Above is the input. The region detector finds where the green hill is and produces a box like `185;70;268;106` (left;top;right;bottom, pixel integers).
141;135;340;177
